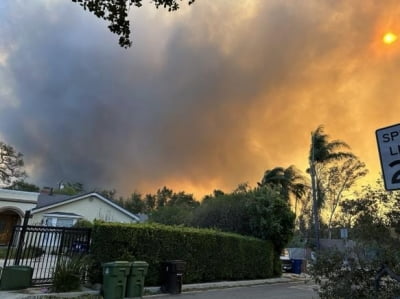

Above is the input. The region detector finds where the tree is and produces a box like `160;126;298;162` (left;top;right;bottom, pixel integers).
190;190;250;234
202;189;225;203
155;186;173;208
311;181;400;298
55;181;85;195
142;193;156;213
5;180;40;192
0;142;26;186
258;165;308;217
97;188;117;200
191;184;295;253
246;186;295;253
340;179;400;242
320;157;368;238
72;0;196;48
167;191;198;208
309;125;355;249
124;192;145;213
148;187;199;225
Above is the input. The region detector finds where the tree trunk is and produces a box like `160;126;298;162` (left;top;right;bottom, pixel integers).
310;164;320;249
310;133;320;250
328;213;333;239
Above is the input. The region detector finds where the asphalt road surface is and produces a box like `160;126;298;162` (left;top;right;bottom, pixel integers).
148;281;319;299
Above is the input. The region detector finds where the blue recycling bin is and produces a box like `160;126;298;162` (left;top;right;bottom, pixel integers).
71;241;89;253
292;259;302;274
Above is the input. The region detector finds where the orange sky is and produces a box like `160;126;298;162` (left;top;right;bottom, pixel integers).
125;0;400;198
2;0;400;199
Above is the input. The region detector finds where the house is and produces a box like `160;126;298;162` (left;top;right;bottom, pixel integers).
31;192;140;226
0;189;39;245
0;189;141;245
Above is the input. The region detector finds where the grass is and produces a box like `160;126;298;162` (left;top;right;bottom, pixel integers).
0;246;44;259
0;247;15;259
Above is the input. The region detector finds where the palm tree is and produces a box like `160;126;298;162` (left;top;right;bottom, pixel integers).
259;165;308;217
309;125;355;249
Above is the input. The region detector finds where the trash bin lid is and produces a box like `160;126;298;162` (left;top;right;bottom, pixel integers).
132;261;148;267
167;260;186;264
4;266;33;270
102;261;131;267
163;260;186;272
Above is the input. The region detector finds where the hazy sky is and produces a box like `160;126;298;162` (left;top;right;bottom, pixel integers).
1;0;400;199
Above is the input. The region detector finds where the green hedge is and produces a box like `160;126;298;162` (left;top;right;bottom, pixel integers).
90;222;276;285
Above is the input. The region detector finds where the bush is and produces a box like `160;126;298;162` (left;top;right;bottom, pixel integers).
0;247;16;259
90;222;275;285
310;248;400;298
52;256;88;292
26;246;45;258
19;246;45;259
73;219;93;228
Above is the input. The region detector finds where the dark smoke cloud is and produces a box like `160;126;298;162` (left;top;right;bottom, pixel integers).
1;0;400;198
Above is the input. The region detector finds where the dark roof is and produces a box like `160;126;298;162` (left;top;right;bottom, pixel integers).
36;193;75;209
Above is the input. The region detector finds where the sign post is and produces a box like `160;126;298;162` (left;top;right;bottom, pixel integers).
376;123;400;191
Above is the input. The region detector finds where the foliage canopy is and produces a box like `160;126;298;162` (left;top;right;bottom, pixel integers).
72;0;196;48
0;142;26;186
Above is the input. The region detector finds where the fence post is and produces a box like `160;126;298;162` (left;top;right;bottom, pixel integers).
15;210;31;265
57;227;66;261
3;226;17;267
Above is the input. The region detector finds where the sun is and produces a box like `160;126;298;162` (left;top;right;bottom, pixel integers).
383;32;398;44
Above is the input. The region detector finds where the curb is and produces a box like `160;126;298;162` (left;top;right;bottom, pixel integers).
144;273;310;296
0;287;100;298
0;273;309;298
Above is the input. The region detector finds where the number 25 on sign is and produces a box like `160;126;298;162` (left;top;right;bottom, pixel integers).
376;123;400;191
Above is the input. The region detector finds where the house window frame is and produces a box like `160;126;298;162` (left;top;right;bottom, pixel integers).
43;213;82;227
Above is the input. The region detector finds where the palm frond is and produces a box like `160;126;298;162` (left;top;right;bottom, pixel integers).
326;140;351;151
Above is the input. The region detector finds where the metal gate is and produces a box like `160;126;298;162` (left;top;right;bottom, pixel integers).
3;225;91;285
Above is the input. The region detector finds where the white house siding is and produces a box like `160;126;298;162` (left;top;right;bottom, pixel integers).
31;196;136;224
0;189;38;217
0;189;39;244
0;201;36;217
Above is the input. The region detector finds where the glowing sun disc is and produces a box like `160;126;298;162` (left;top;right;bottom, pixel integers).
383;32;398;44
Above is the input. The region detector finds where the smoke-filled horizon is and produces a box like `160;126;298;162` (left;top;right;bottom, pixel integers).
1;0;399;199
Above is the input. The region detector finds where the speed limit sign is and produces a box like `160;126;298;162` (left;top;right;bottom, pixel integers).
376;123;400;191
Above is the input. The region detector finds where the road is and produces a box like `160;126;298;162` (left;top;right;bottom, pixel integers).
147;281;319;299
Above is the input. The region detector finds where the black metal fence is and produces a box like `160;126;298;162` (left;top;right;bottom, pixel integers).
3;225;91;285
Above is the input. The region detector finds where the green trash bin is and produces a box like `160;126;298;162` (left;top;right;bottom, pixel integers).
102;261;131;299
0;265;33;290
126;261;148;298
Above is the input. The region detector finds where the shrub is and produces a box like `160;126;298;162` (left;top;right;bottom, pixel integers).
24;246;45;258
73;219;93;228
310;248;400;298
52;256;88;292
0;247;16;259
90;222;275;285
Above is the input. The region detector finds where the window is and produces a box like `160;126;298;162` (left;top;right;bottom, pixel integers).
55;218;74;227
45;217;56;226
44;217;75;227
